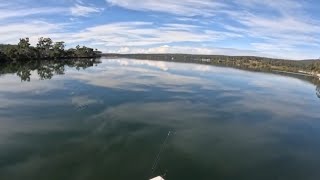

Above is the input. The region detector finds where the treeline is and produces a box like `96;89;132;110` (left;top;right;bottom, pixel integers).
0;37;102;62
105;54;320;75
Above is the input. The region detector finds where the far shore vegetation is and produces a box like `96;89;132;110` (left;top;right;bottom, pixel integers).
0;37;102;62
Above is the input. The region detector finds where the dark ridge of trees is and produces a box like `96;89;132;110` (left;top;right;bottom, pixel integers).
0;51;9;62
0;37;102;62
104;53;320;76
0;59;101;82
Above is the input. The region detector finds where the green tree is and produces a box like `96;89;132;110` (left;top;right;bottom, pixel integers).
18;38;30;49
0;51;9;62
17;38;36;60
74;45;96;58
37;37;53;59
53;41;65;58
5;46;19;61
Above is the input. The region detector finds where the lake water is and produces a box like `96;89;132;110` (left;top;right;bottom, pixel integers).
0;58;320;180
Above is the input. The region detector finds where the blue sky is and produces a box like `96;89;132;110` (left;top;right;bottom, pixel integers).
0;0;320;59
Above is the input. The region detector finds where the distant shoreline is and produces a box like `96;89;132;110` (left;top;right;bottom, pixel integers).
102;53;319;61
272;70;314;77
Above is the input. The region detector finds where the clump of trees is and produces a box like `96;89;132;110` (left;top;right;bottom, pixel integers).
0;37;102;62
309;61;320;73
0;51;9;62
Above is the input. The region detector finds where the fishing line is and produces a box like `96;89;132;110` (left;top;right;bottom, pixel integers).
150;131;172;177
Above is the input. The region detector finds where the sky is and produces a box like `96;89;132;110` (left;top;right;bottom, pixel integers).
0;0;320;59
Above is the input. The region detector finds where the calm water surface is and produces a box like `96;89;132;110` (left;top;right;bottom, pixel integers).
0;58;320;180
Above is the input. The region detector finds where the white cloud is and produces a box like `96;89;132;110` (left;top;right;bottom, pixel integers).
0;6;67;20
0;73;63;95
0;1;102;20
0;19;317;59
0;19;311;59
237;0;304;15
222;11;320;59
65;58;227;92
106;0;226;17
71;21;241;47
1;20;237;47
0;0;319;59
105;0;306;19
70;4;103;16
103;0;320;59
0;1;72;21
71;96;101;107
0;21;63;44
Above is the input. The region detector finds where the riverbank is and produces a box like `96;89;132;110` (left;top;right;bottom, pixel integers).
272;70;314;77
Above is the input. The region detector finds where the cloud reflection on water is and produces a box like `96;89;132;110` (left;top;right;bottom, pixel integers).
0;58;320;180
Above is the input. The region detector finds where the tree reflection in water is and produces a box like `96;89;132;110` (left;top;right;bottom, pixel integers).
1;58;320;100
0;59;100;81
